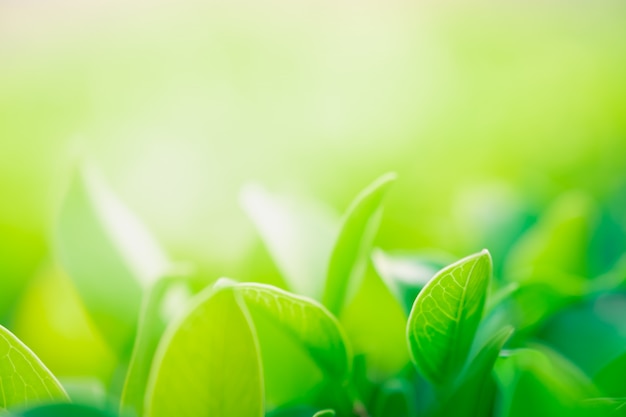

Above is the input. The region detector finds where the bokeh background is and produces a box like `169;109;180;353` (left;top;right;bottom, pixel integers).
2;0;626;393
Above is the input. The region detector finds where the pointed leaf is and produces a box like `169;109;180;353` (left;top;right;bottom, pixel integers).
0;325;67;410
55;166;169;352
241;185;339;299
323;173;396;316
237;283;351;382
144;287;263;417
407;250;492;386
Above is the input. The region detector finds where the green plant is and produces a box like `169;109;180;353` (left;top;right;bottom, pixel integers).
1;170;626;417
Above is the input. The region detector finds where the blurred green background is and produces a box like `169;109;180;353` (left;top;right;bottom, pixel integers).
1;0;626;387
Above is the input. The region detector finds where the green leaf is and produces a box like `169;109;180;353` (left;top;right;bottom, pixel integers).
406;250;492;387
505;191;596;283
241;184;339;300
495;346;598;417
55;166;169;352
0;325;68;410
144;286;263;417
437;326;513;417
372;249;455;316
322;173;396;316
373;379;416;417
236;283;351;383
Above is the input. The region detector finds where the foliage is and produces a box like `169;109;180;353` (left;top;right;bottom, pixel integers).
1;170;626;417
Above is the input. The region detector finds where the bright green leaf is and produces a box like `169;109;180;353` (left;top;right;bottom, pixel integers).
236;283;351;382
0;325;67;411
144;286;263;417
241;184;339;300
323;173;396;316
407;250;492;386
55;166;169;352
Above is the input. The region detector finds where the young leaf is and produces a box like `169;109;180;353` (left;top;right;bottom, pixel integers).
241;184;339;300
322;173;396;316
237;283;351;382
55;166;169;352
0;325;68;410
437;326;514;417
372;249;455;316
144;286;263;417
406;250;492;387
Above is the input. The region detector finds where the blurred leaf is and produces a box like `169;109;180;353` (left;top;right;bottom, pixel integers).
495;346;598;417
373;379;416;417
406;250;492;387
237;283;351;383
120;271;193;417
505;191;597;282
437;326;513;417
14;403;118;417
0;324;68;410
595;349;626;398
144;286;262;417
55;166;170;353
579;398;626;417
372;249;454;316
241;184;339;300
538;293;626;377
323;173;396;316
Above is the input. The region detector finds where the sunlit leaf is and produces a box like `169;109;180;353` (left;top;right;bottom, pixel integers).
0;325;67;410
241;184;339;300
407;250;492;387
55;165;169;352
237;283;351;382
323;173;396;316
144;286;263;417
